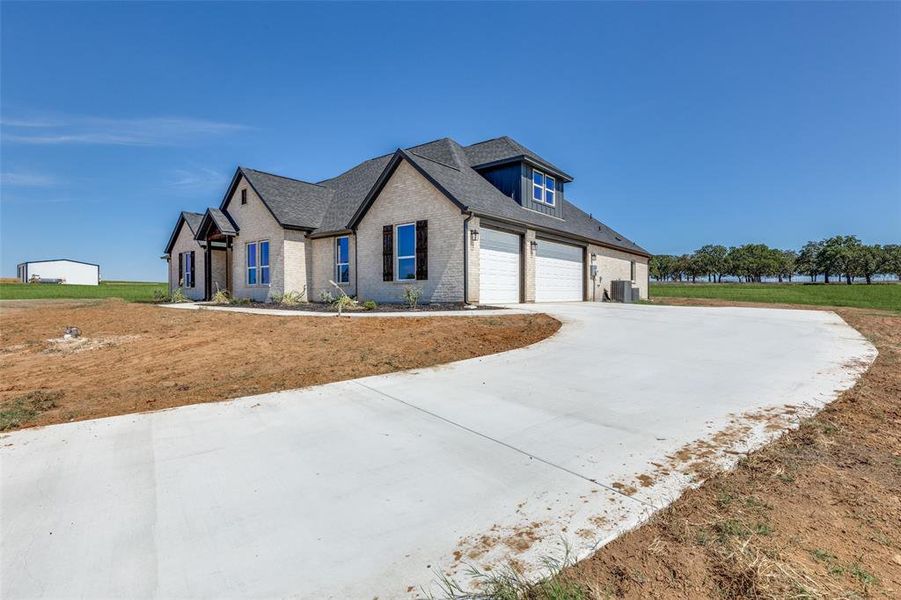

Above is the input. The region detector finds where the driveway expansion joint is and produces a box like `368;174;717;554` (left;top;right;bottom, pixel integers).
352;380;655;508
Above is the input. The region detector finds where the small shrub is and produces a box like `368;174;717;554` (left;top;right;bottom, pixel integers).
318;290;335;304
403;285;423;310
332;294;359;315
278;290;304;306
170;288;190;303
211;288;230;304
152;289;171;303
362;300;377;311
229;297;251;306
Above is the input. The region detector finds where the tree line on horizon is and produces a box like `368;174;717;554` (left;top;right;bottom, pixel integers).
651;236;901;284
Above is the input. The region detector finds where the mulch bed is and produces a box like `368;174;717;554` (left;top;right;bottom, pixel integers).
232;302;507;313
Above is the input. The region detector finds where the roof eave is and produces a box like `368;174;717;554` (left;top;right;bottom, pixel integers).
470;209;650;258
471;156;573;182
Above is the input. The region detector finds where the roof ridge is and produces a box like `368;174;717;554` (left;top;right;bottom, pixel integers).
406;148;461;172
464;135;508;148
241;167;329;188
316;151;395;185
404;136;453;152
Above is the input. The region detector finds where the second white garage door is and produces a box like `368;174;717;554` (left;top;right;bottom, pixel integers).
536;240;583;302
479;228;521;304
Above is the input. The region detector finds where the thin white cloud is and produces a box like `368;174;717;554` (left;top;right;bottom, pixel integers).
170;166;228;191
0;171;58;187
1;114;248;146
0;194;71;205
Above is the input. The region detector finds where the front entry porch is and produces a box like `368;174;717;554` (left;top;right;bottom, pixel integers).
195;208;239;301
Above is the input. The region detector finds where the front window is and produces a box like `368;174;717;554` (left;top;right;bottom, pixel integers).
532;169;556;206
246;240;270;286
246;242;257;285
259;240;270;285
335;236;350;284
180;251;194;288
395;223;416;280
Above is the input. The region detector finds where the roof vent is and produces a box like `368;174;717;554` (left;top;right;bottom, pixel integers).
615;235;622;241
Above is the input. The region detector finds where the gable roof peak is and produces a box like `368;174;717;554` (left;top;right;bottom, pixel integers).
239;166;327;189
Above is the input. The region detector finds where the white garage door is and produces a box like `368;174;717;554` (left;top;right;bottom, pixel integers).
479;228;521;304
536;240;583;302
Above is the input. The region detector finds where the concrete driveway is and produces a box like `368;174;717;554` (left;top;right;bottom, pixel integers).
1;302;876;599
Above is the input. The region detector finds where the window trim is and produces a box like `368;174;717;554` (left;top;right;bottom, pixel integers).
394;222;417;281
335;236;350;285
531;169;556;207
544;174;556;206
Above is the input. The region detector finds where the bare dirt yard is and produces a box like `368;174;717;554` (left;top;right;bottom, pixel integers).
0;299;559;432
563;299;900;599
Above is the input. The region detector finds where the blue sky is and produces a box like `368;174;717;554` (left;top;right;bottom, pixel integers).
2;2;899;280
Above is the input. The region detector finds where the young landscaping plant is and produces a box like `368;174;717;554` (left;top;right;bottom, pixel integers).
271;288;305;306
211;285;230;304
328;280;359;316
403;285;424;310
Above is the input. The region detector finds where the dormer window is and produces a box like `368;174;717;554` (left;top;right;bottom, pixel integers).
532;170;556;206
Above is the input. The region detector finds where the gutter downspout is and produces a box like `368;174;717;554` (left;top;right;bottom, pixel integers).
463;212;473;305
353;229;359;298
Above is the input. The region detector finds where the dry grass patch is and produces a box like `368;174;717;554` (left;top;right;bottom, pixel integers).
0;299;559;431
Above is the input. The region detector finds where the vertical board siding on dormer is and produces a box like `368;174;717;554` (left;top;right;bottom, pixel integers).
519;164;564;219
478;163;523;202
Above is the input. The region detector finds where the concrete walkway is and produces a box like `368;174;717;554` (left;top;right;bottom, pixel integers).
1;303;876;599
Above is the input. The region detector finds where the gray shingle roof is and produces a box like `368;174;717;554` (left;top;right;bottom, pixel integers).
224;136;647;256
315;154;393;233
206;208;238;236
239;167;334;230
164;211;204;254
463;136;573;181
182;211;203;235
404;139;647;255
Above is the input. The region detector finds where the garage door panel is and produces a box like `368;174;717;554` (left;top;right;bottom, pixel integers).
535;240;583;302
480;229;521;304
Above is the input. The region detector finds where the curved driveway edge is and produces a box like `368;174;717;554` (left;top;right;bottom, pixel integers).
1;302;877;599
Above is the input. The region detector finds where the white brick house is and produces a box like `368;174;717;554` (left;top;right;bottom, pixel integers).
163;136;650;304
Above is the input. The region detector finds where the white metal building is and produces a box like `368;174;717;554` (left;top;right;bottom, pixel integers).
16;259;100;285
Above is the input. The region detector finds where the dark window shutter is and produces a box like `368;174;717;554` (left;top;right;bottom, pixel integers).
178;253;184;287
382;225;393;281
415;220;428;280
190;251;196;288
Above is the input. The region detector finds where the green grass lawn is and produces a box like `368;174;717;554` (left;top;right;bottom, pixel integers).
650;282;901;311
0;280;166;302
